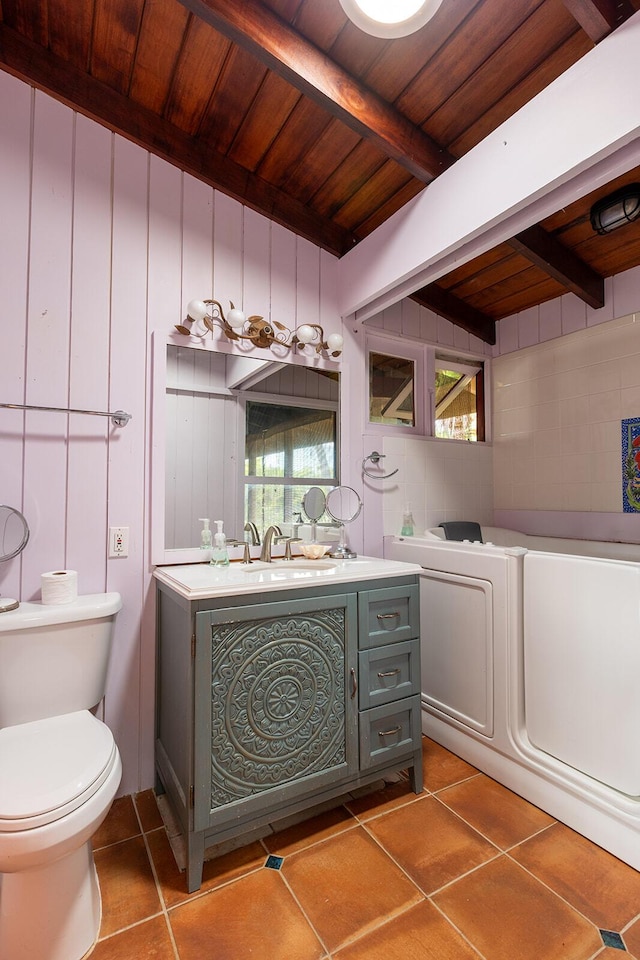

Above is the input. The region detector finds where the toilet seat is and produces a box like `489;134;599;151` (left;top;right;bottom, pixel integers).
0;711;117;831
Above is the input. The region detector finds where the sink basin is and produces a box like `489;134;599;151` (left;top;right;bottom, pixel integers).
240;559;336;572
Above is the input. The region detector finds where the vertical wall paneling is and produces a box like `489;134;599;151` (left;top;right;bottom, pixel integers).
213;191;243;312
106;136;150;793
182;173;214;307
67;115;112;590
295;235;321;329
270;222;296;325
242;206;271;316
0;74;31;603
22;92;74;595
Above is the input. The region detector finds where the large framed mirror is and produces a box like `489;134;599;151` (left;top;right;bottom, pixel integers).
151;332;341;565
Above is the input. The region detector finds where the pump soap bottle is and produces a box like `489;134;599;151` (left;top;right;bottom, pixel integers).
211;519;230;567
199;518;212;558
401;504;415;537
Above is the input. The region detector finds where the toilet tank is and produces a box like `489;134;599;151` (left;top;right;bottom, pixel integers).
0;593;122;728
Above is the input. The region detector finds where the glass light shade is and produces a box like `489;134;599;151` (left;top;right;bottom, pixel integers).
186;299;208;322
590;185;640;235
327;333;344;353
190;318;209;338
295;324;315;344
339;0;443;37
227;308;247;329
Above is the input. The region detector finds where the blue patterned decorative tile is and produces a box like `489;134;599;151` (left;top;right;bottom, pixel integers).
265;854;284;870
601;930;626;950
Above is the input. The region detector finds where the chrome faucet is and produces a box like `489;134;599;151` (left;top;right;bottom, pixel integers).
244;521;260;546
259;525;283;562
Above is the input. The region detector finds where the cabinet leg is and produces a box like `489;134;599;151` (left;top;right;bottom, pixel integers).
186;832;206;893
408;747;424;794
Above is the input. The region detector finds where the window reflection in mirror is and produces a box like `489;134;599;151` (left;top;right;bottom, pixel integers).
244;400;337;533
163;341;339;552
369;351;415;427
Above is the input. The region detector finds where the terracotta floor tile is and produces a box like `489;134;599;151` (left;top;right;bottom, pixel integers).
366;794;498;894
333;898;482;960
146;826;266;908
511;822;640;930
91;915;176;960
433;855;602;960
624;917;640;958
422;737;479;792
95;835;162;937
169;868;324;960
282;825;423;953
345;778;419;819
263;805;356;856
93;795;140;849
134;789;164;833
438;774;555;849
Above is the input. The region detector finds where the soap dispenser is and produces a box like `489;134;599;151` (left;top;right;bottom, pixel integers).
211;519;230;567
199;518;212;554
400;504;415;537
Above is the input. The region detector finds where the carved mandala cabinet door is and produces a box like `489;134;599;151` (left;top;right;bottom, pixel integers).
193;593;359;834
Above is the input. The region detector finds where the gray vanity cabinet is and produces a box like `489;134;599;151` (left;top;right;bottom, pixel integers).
155;575;422;893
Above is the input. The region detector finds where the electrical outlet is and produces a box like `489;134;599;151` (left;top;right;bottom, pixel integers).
108;526;129;558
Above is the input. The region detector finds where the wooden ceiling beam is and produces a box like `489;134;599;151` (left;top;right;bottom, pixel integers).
508;224;605;309
411;285;496;345
561;0;636;42
0;23;355;257
177;0;451;182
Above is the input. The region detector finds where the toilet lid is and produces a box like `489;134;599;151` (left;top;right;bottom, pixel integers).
0;711;116;826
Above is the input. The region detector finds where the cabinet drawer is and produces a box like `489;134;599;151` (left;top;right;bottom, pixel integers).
358;639;420;710
359;696;422;770
358;584;419;648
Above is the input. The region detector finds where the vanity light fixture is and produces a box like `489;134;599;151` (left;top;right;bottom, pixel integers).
338;0;443;38
590;184;640;235
177;299;343;358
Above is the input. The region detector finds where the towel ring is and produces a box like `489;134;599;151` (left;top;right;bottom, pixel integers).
362;451;398;480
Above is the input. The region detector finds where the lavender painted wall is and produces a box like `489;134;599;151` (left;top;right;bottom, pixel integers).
0;73;339;795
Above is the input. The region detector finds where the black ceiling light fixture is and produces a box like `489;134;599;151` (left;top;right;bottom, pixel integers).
590;184;640;235
338;0;443;38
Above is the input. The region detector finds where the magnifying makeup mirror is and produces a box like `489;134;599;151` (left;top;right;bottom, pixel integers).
301;487;327;543
0;505;30;613
326;485;362;560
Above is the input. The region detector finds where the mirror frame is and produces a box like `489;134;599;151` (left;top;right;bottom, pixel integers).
151;330;342;566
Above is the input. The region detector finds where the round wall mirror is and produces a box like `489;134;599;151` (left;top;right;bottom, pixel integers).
325;486;362;559
0;505;30;562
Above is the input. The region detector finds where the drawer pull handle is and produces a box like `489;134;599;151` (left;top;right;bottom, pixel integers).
378;725;402;739
378;668;401;678
350;667;357;699
377;611;400;622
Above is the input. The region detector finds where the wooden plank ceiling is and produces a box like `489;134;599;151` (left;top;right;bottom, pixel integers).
2;0;640;344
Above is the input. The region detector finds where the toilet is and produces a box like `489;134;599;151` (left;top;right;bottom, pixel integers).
0;593;122;960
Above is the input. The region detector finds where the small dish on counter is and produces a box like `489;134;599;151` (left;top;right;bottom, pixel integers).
298;543;330;559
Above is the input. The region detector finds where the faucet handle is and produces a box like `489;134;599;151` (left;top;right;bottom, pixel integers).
230;540;252;564
282;537;303;561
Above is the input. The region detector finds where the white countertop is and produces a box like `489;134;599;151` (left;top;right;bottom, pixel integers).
153;555;421;601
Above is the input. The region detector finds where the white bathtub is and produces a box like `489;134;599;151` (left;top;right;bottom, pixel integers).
384;528;640;871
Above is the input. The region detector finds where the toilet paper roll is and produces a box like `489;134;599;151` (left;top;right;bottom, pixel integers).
41;570;78;605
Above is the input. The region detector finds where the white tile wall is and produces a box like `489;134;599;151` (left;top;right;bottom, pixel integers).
380;435;494;537
493;313;640;518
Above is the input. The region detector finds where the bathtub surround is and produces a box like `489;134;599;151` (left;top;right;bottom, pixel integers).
493;310;640;542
